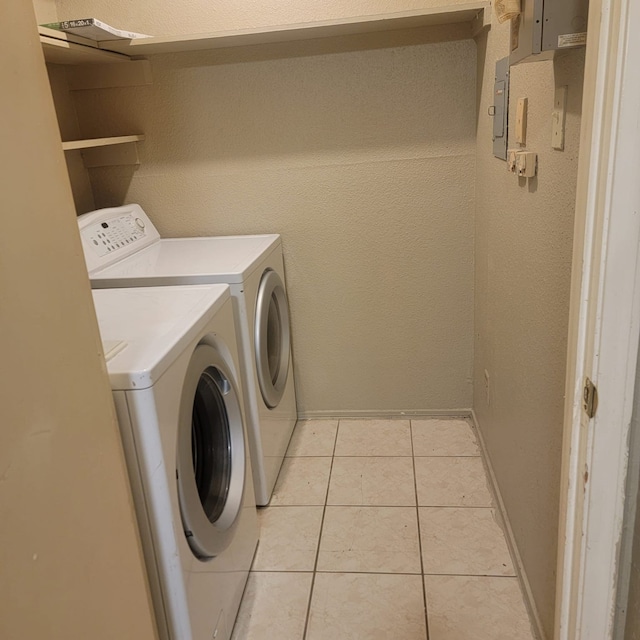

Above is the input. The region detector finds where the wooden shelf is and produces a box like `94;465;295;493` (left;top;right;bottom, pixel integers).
62;134;144;169
61;135;144;151
39;27;130;65
40;4;489;63
61;135;144;168
101;2;490;56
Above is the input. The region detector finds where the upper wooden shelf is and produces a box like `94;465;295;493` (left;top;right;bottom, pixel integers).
39;4;489;64
101;2;490;56
39;26;130;64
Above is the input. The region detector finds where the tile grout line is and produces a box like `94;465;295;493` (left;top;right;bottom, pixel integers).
246;569;518;578
287;455;482;459
322;504;495;509
412;454;482;458
249;568;517;577
248;569;519;577
422;572;519;578
419;505;498;510
301;420;340;640
410;419;430;640
286;455;483;459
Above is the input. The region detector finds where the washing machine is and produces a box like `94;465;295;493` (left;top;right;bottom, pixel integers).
78;204;297;506
92;283;258;640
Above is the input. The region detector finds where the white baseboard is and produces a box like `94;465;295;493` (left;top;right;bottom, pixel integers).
471;410;546;640
296;408;473;420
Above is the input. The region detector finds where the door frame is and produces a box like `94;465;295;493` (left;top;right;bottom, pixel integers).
555;0;640;638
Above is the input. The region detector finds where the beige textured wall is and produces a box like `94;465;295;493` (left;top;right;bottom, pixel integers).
626;491;640;640
473;19;585;640
623;350;640;640
0;2;157;638
32;0;57;23
56;0;477;35
46;63;96;213
69;36;477;415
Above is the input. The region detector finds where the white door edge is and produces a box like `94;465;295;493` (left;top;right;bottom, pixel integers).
556;0;640;638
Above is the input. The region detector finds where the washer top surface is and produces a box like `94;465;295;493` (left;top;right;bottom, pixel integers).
92;284;230;391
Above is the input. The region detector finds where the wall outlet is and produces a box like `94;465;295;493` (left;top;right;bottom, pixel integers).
484;369;491;406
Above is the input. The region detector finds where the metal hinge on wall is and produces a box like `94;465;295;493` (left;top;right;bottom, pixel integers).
583;378;598;419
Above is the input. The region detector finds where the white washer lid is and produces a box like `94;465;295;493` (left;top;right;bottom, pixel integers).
92;284;230;390
89;234;280;287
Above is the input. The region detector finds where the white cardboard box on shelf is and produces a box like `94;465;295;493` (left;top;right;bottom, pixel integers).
41;18;150;42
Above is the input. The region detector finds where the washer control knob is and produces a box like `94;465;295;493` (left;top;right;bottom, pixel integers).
135;217;145;229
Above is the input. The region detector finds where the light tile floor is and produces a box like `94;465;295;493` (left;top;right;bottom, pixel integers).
232;418;536;640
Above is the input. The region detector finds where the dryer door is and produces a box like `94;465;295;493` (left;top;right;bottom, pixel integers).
176;344;246;560
254;268;291;409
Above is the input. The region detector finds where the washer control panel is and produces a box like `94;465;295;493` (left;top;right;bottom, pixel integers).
77;204;160;274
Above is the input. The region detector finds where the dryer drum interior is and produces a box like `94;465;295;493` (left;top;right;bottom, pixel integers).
177;344;245;560
255;268;291;409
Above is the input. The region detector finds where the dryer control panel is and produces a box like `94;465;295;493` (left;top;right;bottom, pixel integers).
77;204;161;274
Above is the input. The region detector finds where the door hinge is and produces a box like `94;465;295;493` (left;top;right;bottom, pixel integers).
583;378;598;419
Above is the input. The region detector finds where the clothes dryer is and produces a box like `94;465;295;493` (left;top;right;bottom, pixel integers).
79;204;296;505
92;284;258;640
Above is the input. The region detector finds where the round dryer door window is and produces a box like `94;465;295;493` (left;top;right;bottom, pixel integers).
176;343;246;560
255;268;291;409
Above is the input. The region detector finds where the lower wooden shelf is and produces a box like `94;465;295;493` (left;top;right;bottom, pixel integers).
62;135;145;168
61;134;145;151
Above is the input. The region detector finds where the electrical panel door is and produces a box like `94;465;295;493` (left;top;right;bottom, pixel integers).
510;0;588;65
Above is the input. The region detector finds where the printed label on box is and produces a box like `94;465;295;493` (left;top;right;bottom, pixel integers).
558;32;587;48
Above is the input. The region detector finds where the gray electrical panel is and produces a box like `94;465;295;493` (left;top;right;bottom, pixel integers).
510;0;588;65
492;57;510;161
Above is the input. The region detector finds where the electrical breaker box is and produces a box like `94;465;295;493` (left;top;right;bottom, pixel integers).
510;0;588;65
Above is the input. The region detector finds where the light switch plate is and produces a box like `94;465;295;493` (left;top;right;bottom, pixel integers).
552;86;568;150
516;97;528;145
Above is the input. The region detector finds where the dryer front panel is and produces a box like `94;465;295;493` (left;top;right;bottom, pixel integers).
254;268;291;409
177;343;246;560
